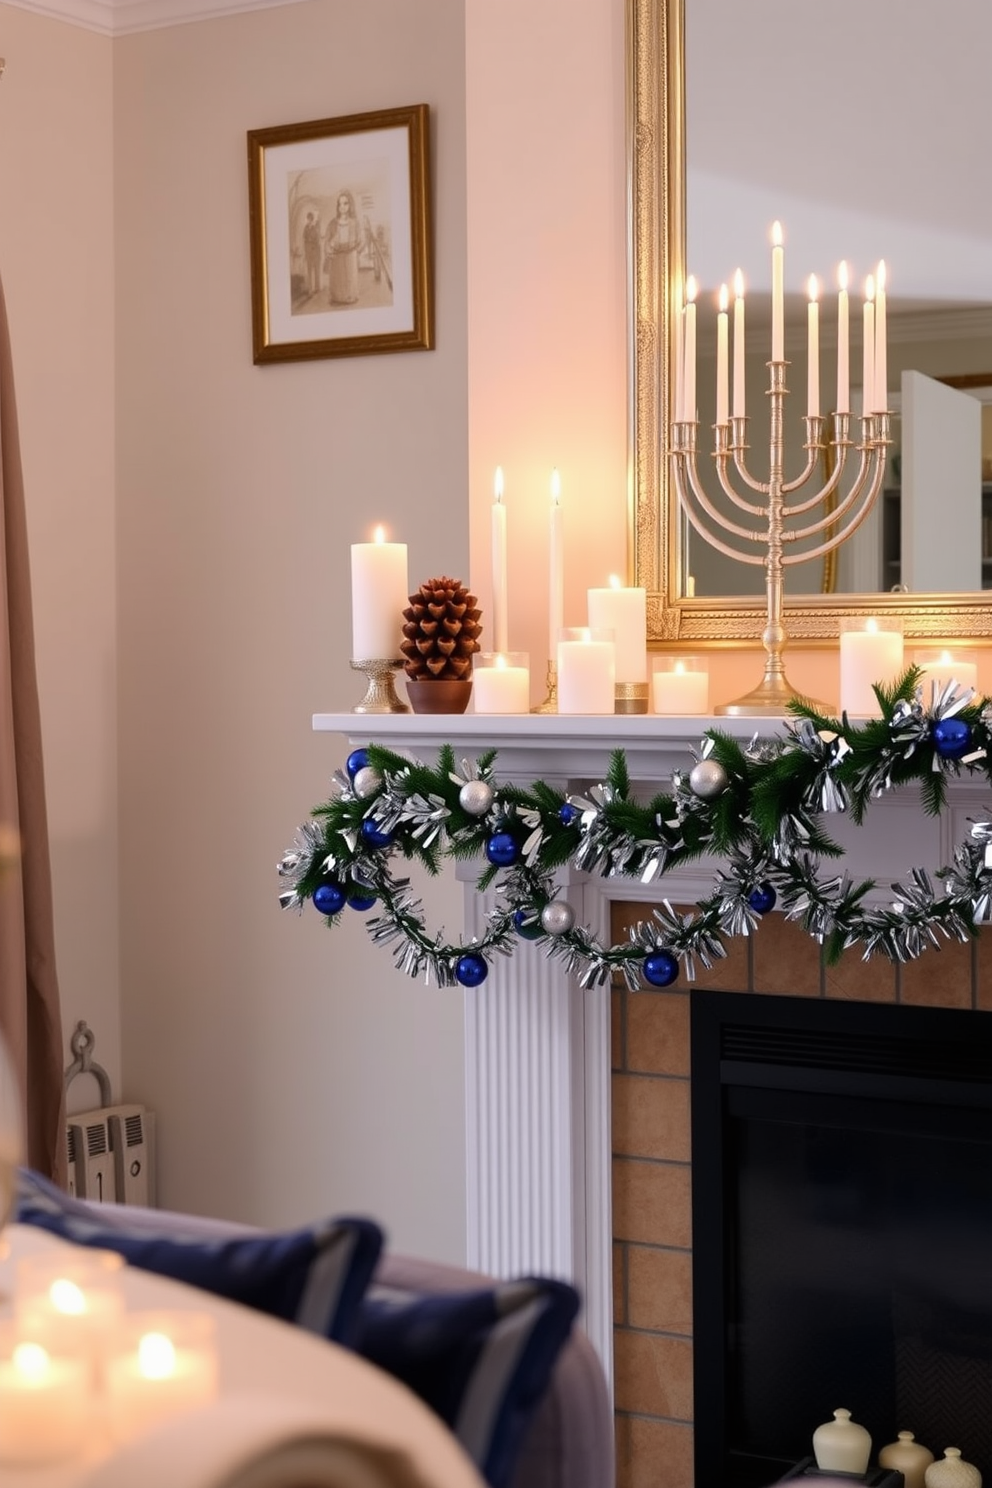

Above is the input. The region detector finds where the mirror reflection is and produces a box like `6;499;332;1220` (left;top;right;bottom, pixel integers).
682;0;992;601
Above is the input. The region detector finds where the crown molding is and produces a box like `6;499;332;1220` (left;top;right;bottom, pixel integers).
2;0;309;37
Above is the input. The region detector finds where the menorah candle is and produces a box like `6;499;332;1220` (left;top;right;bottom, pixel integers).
587;577;647;683
683;277;697;421
733;269;746;417
862;277;875;420
716;284;729;425
548;470;564;663
913;648;978;695
874;260;888;412
473;653;530;713
491;468;509;654
771;221;784;361
0;1336;90;1465
839;616;903;716
351;526;408;660
652;656;709;715
837;262;850;414
557;628;615;714
807;276;819;417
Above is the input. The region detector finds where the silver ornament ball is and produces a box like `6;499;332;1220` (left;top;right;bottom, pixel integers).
689;759;729;800
459;780;494;816
540;900;576;937
352;765;384;800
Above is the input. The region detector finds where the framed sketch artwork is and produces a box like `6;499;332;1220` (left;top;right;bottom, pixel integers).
247;104;434;363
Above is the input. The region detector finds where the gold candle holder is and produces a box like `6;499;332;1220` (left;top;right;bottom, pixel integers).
530;659;558;714
614;681;649;715
350;659;410;714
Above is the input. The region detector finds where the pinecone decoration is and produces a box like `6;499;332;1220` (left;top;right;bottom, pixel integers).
401;576;482;682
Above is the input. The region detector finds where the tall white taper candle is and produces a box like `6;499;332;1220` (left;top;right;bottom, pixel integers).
549;470;563;665
836;261;850;415
733;269;746;418
771;221;784;361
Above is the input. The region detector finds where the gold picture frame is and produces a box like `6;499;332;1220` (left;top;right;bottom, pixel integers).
628;0;992;645
247;104;434;364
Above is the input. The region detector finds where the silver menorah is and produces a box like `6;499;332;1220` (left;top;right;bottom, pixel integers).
671;370;891;716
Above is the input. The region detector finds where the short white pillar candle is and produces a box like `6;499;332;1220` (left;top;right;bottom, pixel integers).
912;648;978;697
839;617;904;716
0;1329;90;1465
473;653;530;714
557;628;615;714
652;656;709;714
586;578;647;683
106;1312;218;1444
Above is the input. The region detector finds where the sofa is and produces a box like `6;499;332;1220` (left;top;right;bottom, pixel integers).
14;1176;615;1488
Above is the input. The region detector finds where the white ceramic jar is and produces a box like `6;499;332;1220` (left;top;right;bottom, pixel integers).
813;1409;872;1475
879;1432;935;1488
925;1449;982;1488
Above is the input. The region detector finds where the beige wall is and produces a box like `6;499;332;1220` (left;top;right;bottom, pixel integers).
0;5;119;1112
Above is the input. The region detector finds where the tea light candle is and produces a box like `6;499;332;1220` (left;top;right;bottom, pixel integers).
0;1339;89;1464
350;526;408;661
587;577;647;683
474;653;530;714
106;1315;218;1443
557;628;615;714
16;1246;125;1357
839;617;903;715
913;649;978;695
652;658;709;715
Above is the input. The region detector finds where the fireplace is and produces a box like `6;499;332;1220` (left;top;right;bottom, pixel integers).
691;991;992;1488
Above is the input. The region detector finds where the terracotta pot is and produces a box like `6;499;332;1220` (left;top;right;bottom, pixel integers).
405;678;473;715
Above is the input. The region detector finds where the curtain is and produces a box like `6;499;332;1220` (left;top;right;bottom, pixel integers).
0;272;67;1184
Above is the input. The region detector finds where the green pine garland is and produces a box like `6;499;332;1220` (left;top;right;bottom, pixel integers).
278;668;992;989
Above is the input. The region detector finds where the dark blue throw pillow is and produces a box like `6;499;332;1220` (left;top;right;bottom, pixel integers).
354;1275;580;1488
15;1167;382;1347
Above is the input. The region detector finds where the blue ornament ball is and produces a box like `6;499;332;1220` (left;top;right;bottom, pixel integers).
345;748;370;779
359;818;394;850
313;881;346;916
932;715;972;761
485;831;519;867
643;950;679;988
558;802;579;827
348;885;377;911
748;882;777;915
513;908;544;941
456;952;489;987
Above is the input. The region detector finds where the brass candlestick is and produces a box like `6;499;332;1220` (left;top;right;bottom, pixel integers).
350;658;410;714
671;366;890;716
531;659;558;714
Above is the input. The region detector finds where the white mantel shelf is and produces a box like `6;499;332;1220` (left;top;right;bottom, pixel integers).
312;707;992;1395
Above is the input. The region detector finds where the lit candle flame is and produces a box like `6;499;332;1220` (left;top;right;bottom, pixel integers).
772;220;783;247
718;283;729;313
137;1332;177;1380
13;1342;51;1381
373;525;385;544
866;617;879;633
808;274;818;303
685;276;697;305
865;275;875;304
675;660;686;675
838;261;849;292
877;260;887;292
495;654;507;670
609;574;622;590
734;268;744;300
50;1278;87;1315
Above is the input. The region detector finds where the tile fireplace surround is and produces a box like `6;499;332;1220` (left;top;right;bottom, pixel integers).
315;712;992;1488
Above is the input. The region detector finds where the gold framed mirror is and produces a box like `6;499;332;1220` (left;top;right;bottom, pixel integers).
629;0;992;645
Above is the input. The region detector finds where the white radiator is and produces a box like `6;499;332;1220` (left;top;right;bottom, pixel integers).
67;1103;156;1207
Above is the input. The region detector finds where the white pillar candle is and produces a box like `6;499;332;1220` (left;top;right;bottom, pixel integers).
913;649;978;695
0;1341;90;1465
839;617;903;716
652;658;709;715
350;526;408;661
732;269;746;418
836;261;850;415
557;629;615;714
807;275;819;417
874;259;888;413
683;277;697;422
473;653;530;714
716;284;729;426
587;577;647;683
771;221;784;362
491;468;509;654
548;471;564;665
862;277;875;423
107;1318;218;1444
